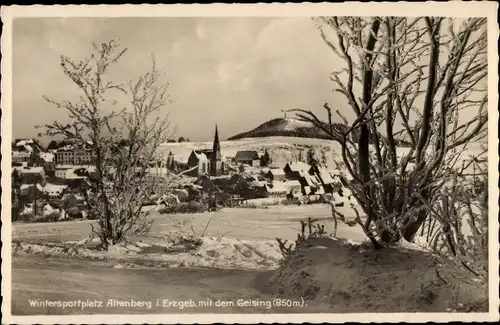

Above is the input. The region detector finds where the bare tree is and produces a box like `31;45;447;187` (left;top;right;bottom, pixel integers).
292;17;487;247
39;40;174;249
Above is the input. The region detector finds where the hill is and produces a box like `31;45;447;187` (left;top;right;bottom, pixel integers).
228;117;413;147
228;117;349;141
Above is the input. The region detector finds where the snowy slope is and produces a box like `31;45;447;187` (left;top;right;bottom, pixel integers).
227;117;344;141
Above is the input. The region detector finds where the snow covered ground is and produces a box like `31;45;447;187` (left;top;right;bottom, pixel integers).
12;204;367;270
157;136;343;167
13;236;284;271
157;136;487;170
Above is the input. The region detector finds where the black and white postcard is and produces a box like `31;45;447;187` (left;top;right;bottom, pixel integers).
1;2;498;324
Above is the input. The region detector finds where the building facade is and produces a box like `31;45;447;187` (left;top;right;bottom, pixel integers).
55;148;96;165
55;166;72;179
12;151;31;164
234;150;260;167
15;167;46;184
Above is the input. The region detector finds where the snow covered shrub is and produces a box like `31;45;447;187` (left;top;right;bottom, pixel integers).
293;17;487;247
277;217;327;258
40;40;175;250
418;172;488;281
157;202;205;214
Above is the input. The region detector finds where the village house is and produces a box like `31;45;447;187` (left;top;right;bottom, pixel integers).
15;166;46;184
194;175;221;197
310;165;337;193
265;168;287;181
11;139;44;165
40;152;56;176
12;151;31;164
19;183;44;202
296;170;322;195
283;162;311;180
41;183;69;200
234;150;260;167
55;146;96;165
186;150;211;177
73;147;96;165
55;147;75;165
52;137;96;166
265;180;302;197
55;166;73;179
72;166;98;178
166;151;190;172
13;138;44;153
185;125;224;177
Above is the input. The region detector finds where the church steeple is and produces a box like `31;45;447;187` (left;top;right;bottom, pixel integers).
212;124;221;161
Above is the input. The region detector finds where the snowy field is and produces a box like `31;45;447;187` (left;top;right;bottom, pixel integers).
13;204;365;243
12;205;366;270
157;136;487;170
157;136;349;167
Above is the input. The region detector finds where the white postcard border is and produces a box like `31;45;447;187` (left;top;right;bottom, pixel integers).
1;2;499;324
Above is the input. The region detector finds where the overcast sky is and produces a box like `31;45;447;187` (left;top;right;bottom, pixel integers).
12;17;485;143
12;17;347;142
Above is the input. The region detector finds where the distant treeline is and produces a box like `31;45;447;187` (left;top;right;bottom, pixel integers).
167;137;191;143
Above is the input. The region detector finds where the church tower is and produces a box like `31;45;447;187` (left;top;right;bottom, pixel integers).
210;124;222;176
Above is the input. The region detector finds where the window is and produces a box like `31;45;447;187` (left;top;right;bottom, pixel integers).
201;162;206;173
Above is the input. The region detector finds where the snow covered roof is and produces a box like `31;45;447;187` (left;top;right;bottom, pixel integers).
16;139;35;149
286;162;311;172
65;172;87;180
266;180;302;193
56;165;73;170
12;151;31;157
328;169;343;176
16;139;36;146
298;170;321;187
235;150;259;161
56;145;76;152
268;168;286;176
284;180;302;187
41;183;68;195
317;167;335;184
54;139;93;152
316;186;326;195
40;152;55;163
192;150;209;161
250;180;268;187
20;184;35;190
332;175;343;183
18;167;44;174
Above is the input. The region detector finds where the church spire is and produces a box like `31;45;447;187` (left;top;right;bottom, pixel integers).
212;124;221;160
